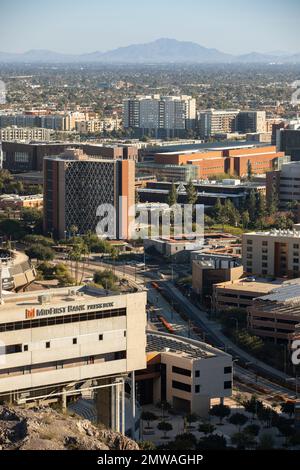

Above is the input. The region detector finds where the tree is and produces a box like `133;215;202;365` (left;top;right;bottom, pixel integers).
248;190;257;221
140;411;157;429
54;263;75;287
280;401;295;418
257;433;275;450
213;198;223;222
157;421;173;440
198;423;216;435
242;396;264;419
172;433;197;450
244;424;260;437
241;210;250;229
231;431;255;449
167;183;178;207
247;160;253;181
0;219;24;239
186;413;198;427
229;413;248;431
23;234;54;247
93;269;118;290
21;207;43;227
209;404;231;423
268;183;278;215
256;192;266;220
197;434;227;450
25;244;55;261
186;180;198;206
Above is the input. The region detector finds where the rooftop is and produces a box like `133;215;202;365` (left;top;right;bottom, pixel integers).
146;330;229;360
215;277;283;294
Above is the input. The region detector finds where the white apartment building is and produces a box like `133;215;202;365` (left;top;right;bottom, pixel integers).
123;95;196;135
0;126;52;142
0;285;147;432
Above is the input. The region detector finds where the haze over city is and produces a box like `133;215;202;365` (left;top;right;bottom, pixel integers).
0;0;300;55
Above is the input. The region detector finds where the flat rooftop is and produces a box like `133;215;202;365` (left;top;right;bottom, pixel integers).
146;331;229;360
0;284;135;314
215;277;283;294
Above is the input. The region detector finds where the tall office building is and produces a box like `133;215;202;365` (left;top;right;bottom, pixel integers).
123;95;196;138
43;148;135;239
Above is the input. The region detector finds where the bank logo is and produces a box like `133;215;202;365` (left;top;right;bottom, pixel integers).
25;308;36;319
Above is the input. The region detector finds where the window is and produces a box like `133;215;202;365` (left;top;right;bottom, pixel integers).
294;259;299;264
224;366;232;374
195;385;200;394
73;338;77;345
172;381;191;393
262;263;267;268
294;244;299;249
46;342;51;349
262;241;268;246
224;381;232;390
99;334;103;341
124;331;126;337
195;370;200;378
172;366;191;377
24;345;28;352
247;247;253;252
247;240;253;245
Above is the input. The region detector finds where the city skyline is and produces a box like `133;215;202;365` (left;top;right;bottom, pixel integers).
0;0;299;55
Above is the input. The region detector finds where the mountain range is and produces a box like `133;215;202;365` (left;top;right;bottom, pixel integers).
0;38;299;64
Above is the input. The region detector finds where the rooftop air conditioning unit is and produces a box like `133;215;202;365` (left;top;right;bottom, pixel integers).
38;294;52;304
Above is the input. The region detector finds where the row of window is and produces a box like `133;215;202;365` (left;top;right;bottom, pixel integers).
171;366;232;378
0;351;127;377
0;308;127;333
3;331;127;355
172;380;232;394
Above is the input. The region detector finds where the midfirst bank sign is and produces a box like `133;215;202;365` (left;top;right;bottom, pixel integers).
25;302;115;319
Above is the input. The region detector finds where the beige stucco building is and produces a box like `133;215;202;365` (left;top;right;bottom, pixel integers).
242;226;300;278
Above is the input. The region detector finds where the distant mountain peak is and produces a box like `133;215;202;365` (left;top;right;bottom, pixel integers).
0;39;299;64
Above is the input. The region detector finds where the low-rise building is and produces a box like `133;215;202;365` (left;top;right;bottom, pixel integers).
192;253;243;298
242;226;300;278
0;194;43;210
137;331;233;417
213;277;283;312
248;279;300;347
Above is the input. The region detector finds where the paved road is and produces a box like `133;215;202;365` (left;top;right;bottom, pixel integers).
163;280;295;385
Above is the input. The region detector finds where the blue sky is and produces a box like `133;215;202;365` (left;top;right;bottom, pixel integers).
0;0;299;54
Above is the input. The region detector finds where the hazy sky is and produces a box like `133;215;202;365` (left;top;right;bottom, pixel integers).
0;0;299;55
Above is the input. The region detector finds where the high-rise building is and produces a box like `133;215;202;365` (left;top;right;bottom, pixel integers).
266;161;300;210
236;111;266;133
43;148;135;240
199;109;266;138
278;129;300;160
199;109;239;138
123;95;196;138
